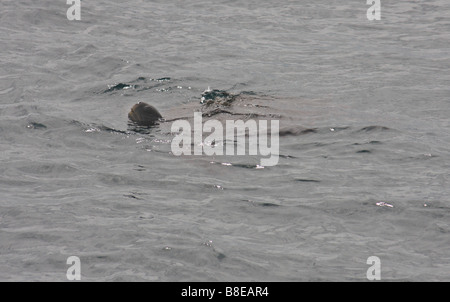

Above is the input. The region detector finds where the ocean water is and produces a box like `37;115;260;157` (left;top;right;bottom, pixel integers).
0;0;449;281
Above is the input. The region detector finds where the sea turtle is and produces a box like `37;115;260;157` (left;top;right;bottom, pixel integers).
128;89;317;136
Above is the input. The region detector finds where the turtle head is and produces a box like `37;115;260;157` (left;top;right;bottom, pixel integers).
128;102;162;126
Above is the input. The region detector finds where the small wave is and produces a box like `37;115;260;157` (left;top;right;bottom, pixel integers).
103;83;136;93
295;178;320;183
357;125;391;132
208;161;265;169
200;89;235;106
101;77;172;94
279;126;318;136
242;199;281;207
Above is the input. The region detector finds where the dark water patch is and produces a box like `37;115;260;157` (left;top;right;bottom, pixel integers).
215;252;226;261
133;165;146;172
101;77;172;94
353;140;382;146
26;122;47;130
201;241;227;261
95;124;130;135
279;154;297;159
357;126;391;132
295;178;320;183
201;89;231;102
123;191;150;201
228;163;263;169
201;89;236;107
259;202;280;207
356;149;371;153
243;199;280;207
279;127;318;136
123;193;143;200
103;83;135;93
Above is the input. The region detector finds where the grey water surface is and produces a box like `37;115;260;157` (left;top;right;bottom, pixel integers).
0;0;449;281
